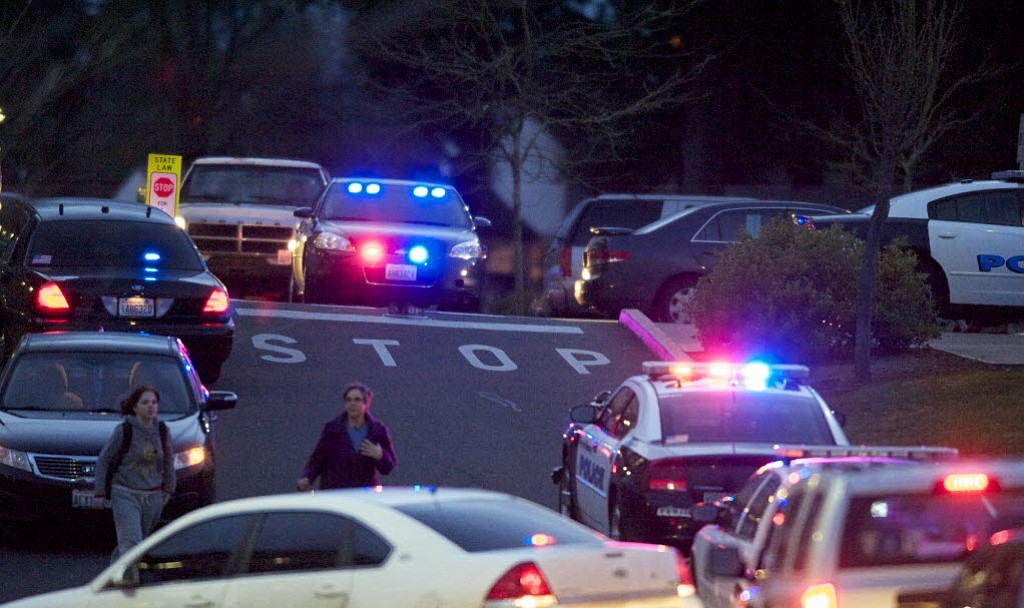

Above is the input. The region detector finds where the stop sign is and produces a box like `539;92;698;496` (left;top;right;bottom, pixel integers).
154;176;175;197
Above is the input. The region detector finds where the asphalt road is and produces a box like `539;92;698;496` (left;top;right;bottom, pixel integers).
0;301;657;603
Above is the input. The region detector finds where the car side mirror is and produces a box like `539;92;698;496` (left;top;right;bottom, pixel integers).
831;410;846;427
473;216;492;228
293;207;314;219
592;390;612;405
568;404;598;424
203;390;238;411
111;563;140;588
709;546;744;577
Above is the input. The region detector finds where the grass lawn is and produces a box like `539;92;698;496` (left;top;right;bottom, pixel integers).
809;349;1024;457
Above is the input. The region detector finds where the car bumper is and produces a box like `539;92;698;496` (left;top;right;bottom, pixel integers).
575;274;642;314
621;490;703;550
0;462;213;523
305;251;485;307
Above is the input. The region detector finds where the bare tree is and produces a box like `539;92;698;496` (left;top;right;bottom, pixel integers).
825;0;993;380
347;0;708;308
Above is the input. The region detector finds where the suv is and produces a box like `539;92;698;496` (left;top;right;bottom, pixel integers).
703;458;1024;607
0;332;237;524
551;360;848;552
291;177;491;311
0;196;235;383
534;194;759;317
178;157;330;286
809;170;1024;316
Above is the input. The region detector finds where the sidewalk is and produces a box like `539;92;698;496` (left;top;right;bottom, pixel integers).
619;309;1024;365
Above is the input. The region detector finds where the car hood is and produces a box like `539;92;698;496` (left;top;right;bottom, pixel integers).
0;412;197;454
178;202;303;226
0;585;91;608
319;219;476;242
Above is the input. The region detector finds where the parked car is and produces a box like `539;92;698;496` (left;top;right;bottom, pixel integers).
0;332;237;527
946;531;1024;608
178;156;330;287
534;194;759;317
2;486;701;608
291;177;491;312
576;200;848;323
809;169;1024;317
0;196;234;383
551;360;848;552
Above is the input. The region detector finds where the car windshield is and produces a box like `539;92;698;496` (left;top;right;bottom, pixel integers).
658;391;835;444
318;182;473;229
0;352;195;414
396;498;603;552
839;491;1024;567
27;220;205;270
182;165;324;206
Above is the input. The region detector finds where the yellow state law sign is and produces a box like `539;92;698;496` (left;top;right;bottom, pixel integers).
146;154;182;217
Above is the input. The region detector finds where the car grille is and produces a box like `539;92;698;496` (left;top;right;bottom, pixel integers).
32;455;96;481
188;222;294;255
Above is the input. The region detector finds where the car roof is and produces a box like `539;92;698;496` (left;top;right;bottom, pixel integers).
805;458;1024;494
16;331;180;355
190;157;325;169
636;199;848;234
26;197;177;223
590;193;760;203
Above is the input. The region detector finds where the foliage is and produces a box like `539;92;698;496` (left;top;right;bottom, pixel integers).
688;220;939;363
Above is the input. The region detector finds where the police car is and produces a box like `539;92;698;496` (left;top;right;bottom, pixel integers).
699;457;1024;608
550;361;849;551
809;170;1024;315
688;447;959;608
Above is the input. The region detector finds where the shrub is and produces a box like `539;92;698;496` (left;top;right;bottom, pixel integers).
688;220;939;362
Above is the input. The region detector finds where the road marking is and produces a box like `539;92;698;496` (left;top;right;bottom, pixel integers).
235;307;584;334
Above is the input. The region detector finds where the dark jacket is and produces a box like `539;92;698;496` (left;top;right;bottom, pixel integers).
301;412;396;489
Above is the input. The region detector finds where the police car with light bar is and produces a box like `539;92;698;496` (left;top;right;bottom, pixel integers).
688;446;959;608
551;361;849;552
700;457;1024;608
808;170;1024;316
290;178;491;311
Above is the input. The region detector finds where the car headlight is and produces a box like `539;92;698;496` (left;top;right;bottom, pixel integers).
449;239;483;260
0;444;32;472
313;232;355;252
174;446;206;470
174;216;188;231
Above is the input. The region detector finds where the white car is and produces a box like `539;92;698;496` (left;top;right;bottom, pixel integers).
2;487;702;608
688;447;959;608
811;170;1024;314
698;458;1024;608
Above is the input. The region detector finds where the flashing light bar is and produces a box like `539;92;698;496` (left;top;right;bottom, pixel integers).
643;361;810;385
346;181;383;195
942;473;991;493
773;445;960;461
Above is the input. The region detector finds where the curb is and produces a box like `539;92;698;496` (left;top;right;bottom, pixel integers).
618;308;692;361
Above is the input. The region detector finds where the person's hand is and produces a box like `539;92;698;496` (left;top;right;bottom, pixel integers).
360;440;383;460
92;495;107;510
297;477;312;491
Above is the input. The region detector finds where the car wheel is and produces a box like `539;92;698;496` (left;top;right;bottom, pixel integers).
609;498;625;541
921;259;950;315
652;277;697;324
557;461;578;520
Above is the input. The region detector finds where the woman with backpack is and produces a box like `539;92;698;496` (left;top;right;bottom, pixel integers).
92;385;175;561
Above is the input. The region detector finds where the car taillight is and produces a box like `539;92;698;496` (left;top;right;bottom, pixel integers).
559;246;571;277
647;460;688;492
36;282;70;311
203;289;230;314
586;249;631;264
675;550;697;598
485;561;555;605
801;583;836;608
941;473;990;493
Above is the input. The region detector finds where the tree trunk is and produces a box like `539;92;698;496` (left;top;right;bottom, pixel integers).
511;129;526;314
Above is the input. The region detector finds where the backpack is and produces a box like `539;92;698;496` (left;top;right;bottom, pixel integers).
104;420;169;498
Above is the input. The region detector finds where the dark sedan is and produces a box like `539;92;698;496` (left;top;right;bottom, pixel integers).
0;196;234;383
0;332;236;525
576;200;848;322
290;178;491;312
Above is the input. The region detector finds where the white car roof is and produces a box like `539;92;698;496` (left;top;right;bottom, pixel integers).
861;179;1024;217
190;156;325;169
816;458;1024;494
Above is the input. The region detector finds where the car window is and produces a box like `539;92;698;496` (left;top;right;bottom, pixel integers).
693;208;814;242
182;165;325;206
0;352;194;414
759;486;810;573
568;200;664;245
246;511;347;574
0;202;29;263
929;190;1024;227
396;498;603;552
738;475;783;540
727;471;773;532
597;387;635;438
135;514;254;585
658;392;835;445
26;220;205;270
317;182;472;228
838;490;1024;567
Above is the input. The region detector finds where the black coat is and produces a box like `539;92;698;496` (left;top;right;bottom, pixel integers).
301;412;396;488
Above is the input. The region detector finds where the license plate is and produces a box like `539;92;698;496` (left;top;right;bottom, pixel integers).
703;492;728;503
656;506;690;517
385;264;417;281
118;297;155;317
72;489;101;509
275;249;291;265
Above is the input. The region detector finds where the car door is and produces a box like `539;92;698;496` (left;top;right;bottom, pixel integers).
928;189;1024;306
91;513;255;608
575;387;634;531
224;510;356;608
